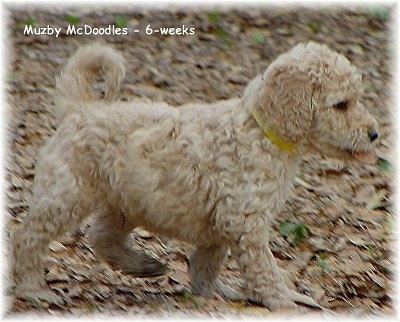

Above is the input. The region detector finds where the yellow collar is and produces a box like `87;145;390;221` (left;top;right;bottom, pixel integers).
251;109;297;156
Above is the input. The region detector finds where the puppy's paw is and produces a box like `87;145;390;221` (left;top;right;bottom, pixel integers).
259;289;321;311
137;257;168;277
122;253;168;278
261;296;297;311
192;279;246;302
15;286;65;306
215;280;247;301
248;286;298;311
287;289;322;309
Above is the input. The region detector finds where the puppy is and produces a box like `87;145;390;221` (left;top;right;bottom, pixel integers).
13;42;378;310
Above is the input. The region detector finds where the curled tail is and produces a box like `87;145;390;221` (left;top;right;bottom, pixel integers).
54;43;125;124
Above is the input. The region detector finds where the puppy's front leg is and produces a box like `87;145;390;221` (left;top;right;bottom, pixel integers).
189;243;245;301
230;226;297;310
230;222;321;310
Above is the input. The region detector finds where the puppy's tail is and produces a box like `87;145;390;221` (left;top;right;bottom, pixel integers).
54;43;125;124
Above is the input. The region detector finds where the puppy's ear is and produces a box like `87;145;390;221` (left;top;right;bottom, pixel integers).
257;64;321;143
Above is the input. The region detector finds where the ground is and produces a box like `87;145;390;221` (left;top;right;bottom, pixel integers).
4;4;396;319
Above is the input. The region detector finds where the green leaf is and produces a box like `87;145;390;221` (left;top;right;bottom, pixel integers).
65;14;80;25
26;17;36;27
280;221;311;246
252;33;264;43
115;16;127;28
293;223;311;246
208;11;220;24
176;291;203;307
215;27;232;48
377;157;394;172
279;221;297;237
369;7;390;22
317;252;329;270
306;21;322;33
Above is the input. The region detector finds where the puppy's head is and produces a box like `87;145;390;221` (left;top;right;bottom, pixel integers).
244;42;378;163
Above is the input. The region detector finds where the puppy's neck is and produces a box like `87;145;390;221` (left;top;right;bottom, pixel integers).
250;106;297;157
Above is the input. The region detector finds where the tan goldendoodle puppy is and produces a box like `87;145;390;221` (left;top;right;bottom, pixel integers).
12;42;378;310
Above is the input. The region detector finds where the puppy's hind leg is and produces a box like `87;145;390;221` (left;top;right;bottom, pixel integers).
12;166;92;305
88;210;167;277
189;243;245;301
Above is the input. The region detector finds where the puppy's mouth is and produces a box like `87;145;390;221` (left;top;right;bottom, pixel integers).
314;142;378;165
340;148;378;165
346;150;378;164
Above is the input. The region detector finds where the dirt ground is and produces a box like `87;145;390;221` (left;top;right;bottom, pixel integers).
4;3;396;319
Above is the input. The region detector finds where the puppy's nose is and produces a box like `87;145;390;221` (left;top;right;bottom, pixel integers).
368;129;379;142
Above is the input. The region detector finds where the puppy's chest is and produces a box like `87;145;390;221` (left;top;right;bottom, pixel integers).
217;147;299;215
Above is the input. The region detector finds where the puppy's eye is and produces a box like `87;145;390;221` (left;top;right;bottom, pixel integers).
333;101;348;110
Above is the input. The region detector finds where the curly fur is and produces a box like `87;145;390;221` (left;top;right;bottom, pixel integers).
12;42;378;310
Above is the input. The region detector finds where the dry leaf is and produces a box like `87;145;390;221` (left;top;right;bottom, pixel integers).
366;271;385;289
49;241;66;253
45;267;70;282
367;190;387;210
339;262;375;276
135;227;154;239
169;267;189;286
